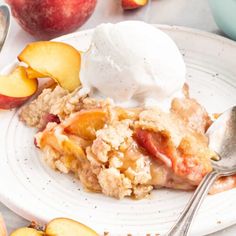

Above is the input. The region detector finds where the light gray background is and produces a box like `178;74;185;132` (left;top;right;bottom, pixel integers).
0;0;235;235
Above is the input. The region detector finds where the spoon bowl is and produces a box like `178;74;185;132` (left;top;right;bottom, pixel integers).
0;4;10;53
208;106;236;174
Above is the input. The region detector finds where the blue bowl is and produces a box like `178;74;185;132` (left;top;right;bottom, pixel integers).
209;0;236;40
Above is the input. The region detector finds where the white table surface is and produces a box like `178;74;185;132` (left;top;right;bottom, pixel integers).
0;0;235;235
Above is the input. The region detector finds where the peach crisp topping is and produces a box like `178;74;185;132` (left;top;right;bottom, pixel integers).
19;85;236;199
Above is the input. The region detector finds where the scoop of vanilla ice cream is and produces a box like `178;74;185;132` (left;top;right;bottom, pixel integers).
80;21;186;110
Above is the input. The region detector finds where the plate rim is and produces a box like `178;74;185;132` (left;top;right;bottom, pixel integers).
2;24;236;74
0;24;236;236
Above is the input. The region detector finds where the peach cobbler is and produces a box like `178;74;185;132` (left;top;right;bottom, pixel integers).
18;84;236;199
4;21;232;199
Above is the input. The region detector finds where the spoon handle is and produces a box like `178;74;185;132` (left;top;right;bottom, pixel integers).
0;4;10;53
167;171;220;236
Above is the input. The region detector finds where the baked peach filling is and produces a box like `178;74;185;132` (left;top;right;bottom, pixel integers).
135;128;214;185
18;81;236;199
64;109;107;140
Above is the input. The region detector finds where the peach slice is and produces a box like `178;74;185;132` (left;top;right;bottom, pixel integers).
10;227;44;236
45;218;98;236
121;0;148;10
115;107;142;121
135;128;174;168
62;139;87;160
39;129;62;151
25;67;45;79
0;66;38;109
65;109;107;140
39;126;86;161
18;41;81;92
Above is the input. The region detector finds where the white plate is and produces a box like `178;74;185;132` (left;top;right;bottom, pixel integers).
0;25;236;236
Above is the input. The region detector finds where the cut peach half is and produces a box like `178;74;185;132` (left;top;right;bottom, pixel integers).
10;227;44;236
122;0;148;10
0;66;38;109
65;109;107;140
45;218;98;236
18;41;81;92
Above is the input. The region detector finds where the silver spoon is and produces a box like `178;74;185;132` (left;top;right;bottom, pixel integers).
0;4;10;54
168;106;236;236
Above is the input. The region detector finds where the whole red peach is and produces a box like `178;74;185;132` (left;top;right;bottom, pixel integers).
7;0;97;39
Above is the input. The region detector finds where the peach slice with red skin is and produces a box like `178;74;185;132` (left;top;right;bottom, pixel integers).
10;218;98;236
65;109;107;140
0;66;38;109
10;227;44;236
135;128;175;168
46;218;98;236
0;94;30;110
18;41;81;92
122;0;148;10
